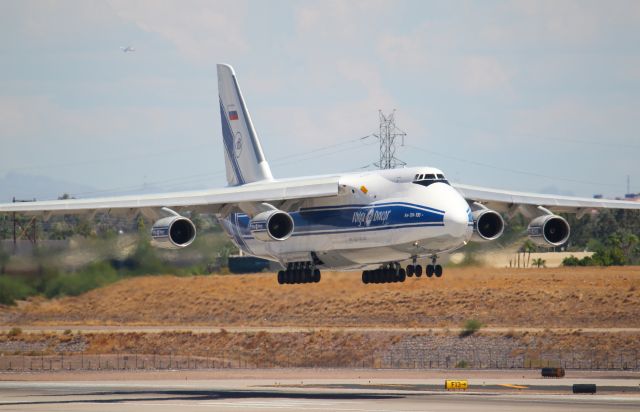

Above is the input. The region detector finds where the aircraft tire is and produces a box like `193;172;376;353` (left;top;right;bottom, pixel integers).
304;268;312;283
426;264;434;278
313;269;321;283
415;265;423;277
391;269;399;283
398;268;406;282
277;271;285;284
435;265;443;277
362;271;368;284
374;269;382;283
406;265;414;277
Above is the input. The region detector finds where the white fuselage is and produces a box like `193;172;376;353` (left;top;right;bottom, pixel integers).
220;167;473;270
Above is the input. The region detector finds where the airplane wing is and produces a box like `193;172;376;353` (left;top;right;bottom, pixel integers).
0;176;340;218
453;183;640;214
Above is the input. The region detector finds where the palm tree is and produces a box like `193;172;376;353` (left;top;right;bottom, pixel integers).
522;240;536;268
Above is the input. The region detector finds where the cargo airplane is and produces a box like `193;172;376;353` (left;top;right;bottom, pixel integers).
2;64;640;285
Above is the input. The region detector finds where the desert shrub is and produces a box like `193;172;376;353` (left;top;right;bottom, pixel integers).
126;239;168;275
7;327;22;337
43;261;119;298
460;319;482;337
562;255;593;267
564;234;640;266
562;255;579;266
0;276;35;305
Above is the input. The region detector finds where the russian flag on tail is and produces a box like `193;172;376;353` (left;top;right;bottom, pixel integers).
229;110;239;121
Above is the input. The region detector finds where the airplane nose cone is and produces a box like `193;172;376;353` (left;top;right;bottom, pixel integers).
417;181;472;241
445;204;471;238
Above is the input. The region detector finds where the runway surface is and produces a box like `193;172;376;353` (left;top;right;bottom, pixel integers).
3;325;640;334
1;376;639;411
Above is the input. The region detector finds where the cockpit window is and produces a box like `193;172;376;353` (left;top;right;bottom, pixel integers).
412;172;449;187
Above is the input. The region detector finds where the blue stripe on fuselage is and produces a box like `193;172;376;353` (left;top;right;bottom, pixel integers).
299;202;445;215
230;202;446;240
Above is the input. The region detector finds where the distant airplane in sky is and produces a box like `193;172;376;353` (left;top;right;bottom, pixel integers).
2;64;640;286
120;46;135;53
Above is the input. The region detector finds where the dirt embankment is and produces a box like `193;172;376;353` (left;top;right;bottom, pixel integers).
2;329;639;370
1;267;639;329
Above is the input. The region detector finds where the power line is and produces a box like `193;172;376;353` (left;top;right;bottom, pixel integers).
405;144;623;188
447;120;640;150
68;135;376;197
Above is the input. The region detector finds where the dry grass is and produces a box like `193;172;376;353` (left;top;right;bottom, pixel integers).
2;330;639;366
1;267;640;328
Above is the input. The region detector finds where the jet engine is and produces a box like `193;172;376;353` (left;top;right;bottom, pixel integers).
471;209;505;242
249;209;294;241
151;215;197;249
527;214;570;247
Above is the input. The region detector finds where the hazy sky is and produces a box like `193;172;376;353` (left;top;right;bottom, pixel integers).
1;0;639;199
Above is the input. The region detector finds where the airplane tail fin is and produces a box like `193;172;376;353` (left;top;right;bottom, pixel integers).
217;64;273;186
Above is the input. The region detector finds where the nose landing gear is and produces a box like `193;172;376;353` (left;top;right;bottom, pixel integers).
406;257;422;277
407;256;443;279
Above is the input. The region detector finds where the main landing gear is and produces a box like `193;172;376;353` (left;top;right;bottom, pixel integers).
406;256;443;279
362;263;406;284
278;262;321;285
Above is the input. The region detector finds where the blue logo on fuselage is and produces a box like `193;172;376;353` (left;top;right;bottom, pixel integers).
352;209;392;227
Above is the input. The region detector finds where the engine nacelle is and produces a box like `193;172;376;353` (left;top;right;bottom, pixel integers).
471;209;505;242
150;215;197;249
249;210;294;241
528;215;570;247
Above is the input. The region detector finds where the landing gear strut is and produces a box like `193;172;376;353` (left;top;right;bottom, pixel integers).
362;263;406;284
406;257;422;277
407;256;443;279
426;256;443;278
278;262;321;285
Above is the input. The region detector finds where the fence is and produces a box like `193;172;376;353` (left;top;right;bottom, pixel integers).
1;349;638;372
